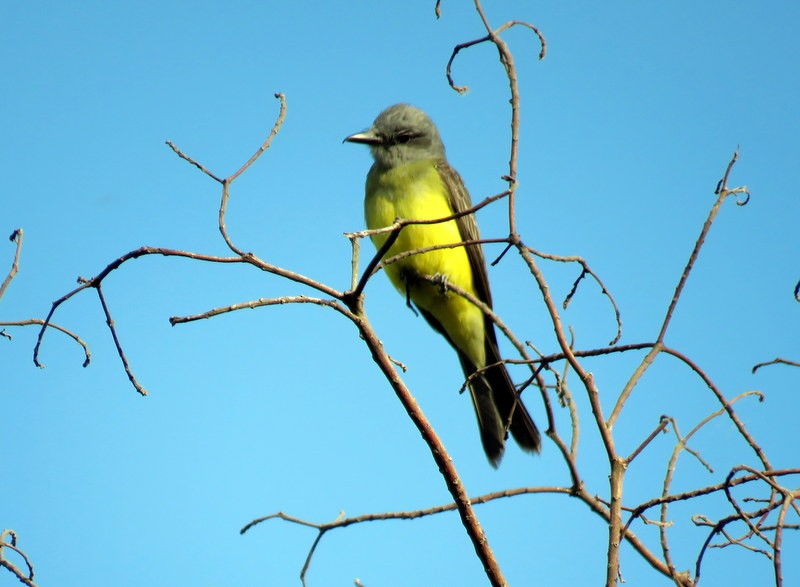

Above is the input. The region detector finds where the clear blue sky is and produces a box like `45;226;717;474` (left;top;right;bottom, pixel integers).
2;3;798;586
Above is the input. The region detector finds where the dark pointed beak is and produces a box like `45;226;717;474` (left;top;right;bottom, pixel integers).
343;129;381;145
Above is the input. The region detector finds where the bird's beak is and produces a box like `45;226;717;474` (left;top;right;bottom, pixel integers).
343;129;381;145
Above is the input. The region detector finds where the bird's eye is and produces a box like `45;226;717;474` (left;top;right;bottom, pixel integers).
394;131;416;144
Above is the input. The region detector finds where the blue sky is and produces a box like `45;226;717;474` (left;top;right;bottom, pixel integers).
2;2;798;586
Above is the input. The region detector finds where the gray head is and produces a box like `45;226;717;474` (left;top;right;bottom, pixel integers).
344;104;446;169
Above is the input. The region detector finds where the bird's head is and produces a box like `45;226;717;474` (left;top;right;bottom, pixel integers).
344;104;446;169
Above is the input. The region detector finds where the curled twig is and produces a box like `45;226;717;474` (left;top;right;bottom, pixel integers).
526;247;623;345
0;319;90;366
0;529;38;587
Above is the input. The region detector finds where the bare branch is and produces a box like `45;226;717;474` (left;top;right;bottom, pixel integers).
625;416;670;465
349;303;508;586
659;149;747;343
0;229;23;302
94;281;148;396
0;529;38;587
662;346;771;469
228;93;287;183
0;319;91;366
752;358;800;373
526;246;623;345
32;247;244;370
609;150;748;429
241;486;575;585
164;140;223;183
169;295;356;325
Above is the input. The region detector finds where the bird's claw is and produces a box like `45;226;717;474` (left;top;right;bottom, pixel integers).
432;273;449;294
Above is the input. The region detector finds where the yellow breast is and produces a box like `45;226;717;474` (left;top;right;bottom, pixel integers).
364;159;474;293
363;159;486;366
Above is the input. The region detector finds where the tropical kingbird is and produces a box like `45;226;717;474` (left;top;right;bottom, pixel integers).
345;104;541;466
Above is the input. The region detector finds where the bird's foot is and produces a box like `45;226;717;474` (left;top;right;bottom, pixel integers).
431;273;450;295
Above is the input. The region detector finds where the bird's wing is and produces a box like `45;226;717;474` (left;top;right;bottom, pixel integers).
436;160;493;309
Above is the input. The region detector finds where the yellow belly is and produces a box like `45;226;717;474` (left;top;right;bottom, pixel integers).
364;159;486;366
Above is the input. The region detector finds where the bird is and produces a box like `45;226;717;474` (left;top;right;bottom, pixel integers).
344;104;541;466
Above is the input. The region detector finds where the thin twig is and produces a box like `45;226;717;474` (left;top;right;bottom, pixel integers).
662;346;771;470
608;150;748;429
94;282;148;396
241;486;574;585
0;229;23;302
752;358;800;373
444;1;545;237
164;141;223;182
526;246;623;345
625;416;670;465
169;295;356;325
33;247;244;369
658;149;748;343
0;319;91;366
228;93;287;183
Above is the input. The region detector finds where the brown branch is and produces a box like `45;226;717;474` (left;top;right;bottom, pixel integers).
516;240;614;455
692;467;797;585
348;298;507;586
0;319;91;367
169;295;356;325
0;235;82;355
243;485;575;535
444;1;545;236
381;237;510;271
526;246;623;345
415;275;554;440
658;149;748;343
164;141;222;182
240;486;571;585
608;150;748;429
655;393;760;580
474;1;534;234
33;247;244;369
94;281;148;396
773;489;794;587
752;358;800;373
33;238;343;387
662;346;771;470
0;529;37;587
513;237;626;586
0;228;23;302
228;93;287;183
625;416;670;465
572;484;694;587
627;469;800;529
166;94;287;257
722;466;787;551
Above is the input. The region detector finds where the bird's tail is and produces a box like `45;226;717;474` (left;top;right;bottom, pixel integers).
461;341;541;467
